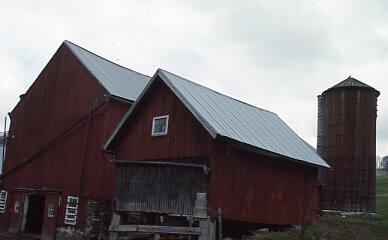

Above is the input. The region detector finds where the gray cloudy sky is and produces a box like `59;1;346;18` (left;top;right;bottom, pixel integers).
1;0;387;156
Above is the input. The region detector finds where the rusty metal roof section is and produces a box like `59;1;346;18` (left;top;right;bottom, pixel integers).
324;76;380;96
64;40;151;101
106;69;330;168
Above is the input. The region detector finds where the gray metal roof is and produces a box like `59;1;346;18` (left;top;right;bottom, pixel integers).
325;76;380;96
64;41;151;101
106;69;330;168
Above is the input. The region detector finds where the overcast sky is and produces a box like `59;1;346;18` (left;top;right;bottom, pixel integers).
1;0;387;156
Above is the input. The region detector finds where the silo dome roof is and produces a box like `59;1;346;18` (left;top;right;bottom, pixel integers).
324;76;380;96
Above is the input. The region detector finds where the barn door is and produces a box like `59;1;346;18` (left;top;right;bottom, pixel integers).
114;160;209;216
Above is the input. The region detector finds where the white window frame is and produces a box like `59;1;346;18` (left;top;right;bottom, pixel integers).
64;196;78;225
151;115;169;136
14;201;19;213
0;190;7;213
47;204;54;218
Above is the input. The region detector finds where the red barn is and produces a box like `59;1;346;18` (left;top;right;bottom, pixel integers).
0;41;150;240
104;69;330;239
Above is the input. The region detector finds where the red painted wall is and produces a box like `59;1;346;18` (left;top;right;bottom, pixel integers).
210;144;318;225
115;79;212;161
113;78;319;225
0;43;131;230
8;192;24;234
41;194;61;240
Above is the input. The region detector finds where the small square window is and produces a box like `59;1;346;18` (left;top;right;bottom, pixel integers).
47;204;55;218
151;115;169;136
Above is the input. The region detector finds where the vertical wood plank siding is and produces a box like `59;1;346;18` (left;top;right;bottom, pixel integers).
210;144;318;225
115;164;208;215
115;80;213;161
1;45;131;228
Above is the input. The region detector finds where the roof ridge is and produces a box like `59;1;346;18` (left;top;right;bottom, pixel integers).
158;69;277;115
63;40;150;78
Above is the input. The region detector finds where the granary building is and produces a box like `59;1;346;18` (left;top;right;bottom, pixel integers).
104;69;330;239
0;41;150;240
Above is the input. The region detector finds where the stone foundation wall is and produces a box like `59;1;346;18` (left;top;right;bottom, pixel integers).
56;226;85;240
56;199;112;240
85;199;112;239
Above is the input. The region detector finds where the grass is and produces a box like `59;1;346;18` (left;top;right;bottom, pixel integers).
376;170;388;226
246;170;388;240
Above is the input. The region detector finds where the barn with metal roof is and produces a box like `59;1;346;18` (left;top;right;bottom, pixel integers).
105;68;330;236
0;40;330;240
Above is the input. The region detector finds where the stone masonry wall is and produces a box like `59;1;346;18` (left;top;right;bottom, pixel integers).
56;199;112;240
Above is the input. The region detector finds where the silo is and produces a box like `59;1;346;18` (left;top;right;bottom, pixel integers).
317;76;379;212
383;156;388;171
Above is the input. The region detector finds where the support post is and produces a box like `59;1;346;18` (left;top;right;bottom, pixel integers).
217;208;222;240
109;212;121;240
154;233;161;240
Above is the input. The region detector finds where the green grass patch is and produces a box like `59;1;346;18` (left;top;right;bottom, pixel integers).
376;170;388;227
246;170;388;240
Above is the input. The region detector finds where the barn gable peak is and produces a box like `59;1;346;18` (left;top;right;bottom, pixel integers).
63;40;151;101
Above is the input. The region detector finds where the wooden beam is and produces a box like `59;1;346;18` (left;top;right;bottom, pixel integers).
113;160;208;170
110;225;201;235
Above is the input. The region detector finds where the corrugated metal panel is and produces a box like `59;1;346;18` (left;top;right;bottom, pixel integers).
64;41;151;101
158;70;329;168
115;163;208;215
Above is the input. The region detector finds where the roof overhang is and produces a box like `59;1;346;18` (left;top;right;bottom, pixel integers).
216;135;331;169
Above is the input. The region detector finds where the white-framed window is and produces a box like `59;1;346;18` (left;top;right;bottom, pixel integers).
64;196;78;225
14;201;19;213
47;204;54;218
151;115;169;136
0;190;8;213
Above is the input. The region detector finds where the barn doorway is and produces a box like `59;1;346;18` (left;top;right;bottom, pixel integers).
23;194;46;234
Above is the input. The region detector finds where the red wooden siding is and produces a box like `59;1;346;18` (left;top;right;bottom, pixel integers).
5;45;104;171
210;144;318;225
8;192;24;233
113;78;319;225
41;194;60;240
81;101;130;199
115;79;213;161
0;43;133;233
2;44;129;200
4;44;104;192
